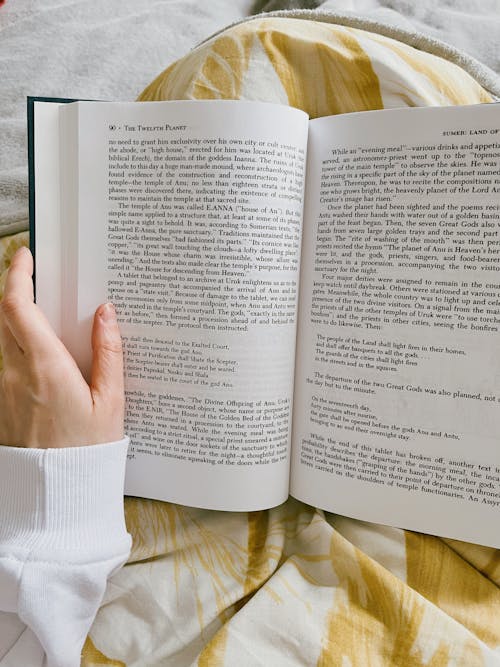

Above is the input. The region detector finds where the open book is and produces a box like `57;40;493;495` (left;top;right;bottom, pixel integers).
29;98;500;547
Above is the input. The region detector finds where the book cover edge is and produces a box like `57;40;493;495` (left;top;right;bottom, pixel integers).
27;96;76;299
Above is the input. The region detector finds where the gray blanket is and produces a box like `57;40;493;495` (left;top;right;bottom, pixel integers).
0;0;253;237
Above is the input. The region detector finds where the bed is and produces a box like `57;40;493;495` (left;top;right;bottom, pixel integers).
1;1;499;665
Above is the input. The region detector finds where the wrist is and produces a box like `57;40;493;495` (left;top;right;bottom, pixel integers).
0;438;131;563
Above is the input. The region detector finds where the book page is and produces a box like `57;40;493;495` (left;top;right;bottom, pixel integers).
33;101;64;337
58;100;308;511
291;103;500;547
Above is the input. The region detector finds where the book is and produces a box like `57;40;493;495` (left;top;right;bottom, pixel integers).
28;97;500;547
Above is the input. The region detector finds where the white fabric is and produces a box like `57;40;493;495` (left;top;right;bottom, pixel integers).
0;439;131;667
0;0;254;237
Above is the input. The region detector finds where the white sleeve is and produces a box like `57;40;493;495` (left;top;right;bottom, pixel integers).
0;439;132;667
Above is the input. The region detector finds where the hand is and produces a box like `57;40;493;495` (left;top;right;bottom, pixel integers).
0;247;125;448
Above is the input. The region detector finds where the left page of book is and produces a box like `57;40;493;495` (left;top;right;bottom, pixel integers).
35;99;308;511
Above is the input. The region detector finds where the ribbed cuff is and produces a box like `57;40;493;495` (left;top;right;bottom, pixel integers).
0;438;131;563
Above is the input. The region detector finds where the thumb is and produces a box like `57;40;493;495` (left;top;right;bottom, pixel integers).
90;303;124;403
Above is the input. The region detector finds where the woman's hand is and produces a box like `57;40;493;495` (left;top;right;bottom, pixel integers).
0;247;125;448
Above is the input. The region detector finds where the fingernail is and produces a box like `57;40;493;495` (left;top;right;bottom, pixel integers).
100;303;116;322
13;246;30;260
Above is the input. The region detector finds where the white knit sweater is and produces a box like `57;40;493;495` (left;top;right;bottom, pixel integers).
0;439;131;666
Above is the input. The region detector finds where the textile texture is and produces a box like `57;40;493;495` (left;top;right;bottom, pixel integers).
1;16;499;667
0;0;254;238
253;0;500;83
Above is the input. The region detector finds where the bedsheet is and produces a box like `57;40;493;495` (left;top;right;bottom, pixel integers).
254;0;500;85
1;15;499;666
0;0;255;238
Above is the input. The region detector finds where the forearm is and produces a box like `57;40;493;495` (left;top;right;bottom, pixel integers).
0;439;131;667
0;248;130;665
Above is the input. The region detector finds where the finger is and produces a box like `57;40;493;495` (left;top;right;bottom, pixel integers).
0;312;23;362
3;247;34;303
90;303;124;406
1;247;60;355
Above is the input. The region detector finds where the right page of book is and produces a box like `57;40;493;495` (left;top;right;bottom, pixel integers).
291;103;500;547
